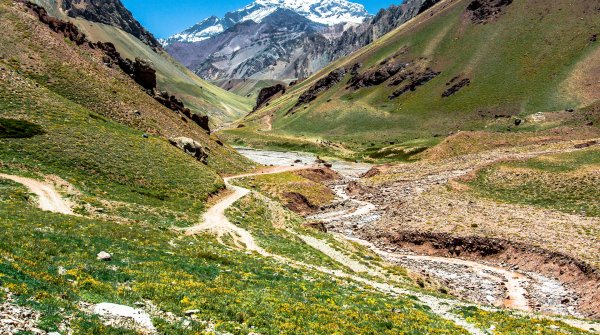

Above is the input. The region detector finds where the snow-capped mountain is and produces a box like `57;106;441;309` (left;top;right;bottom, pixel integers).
164;0;439;82
161;0;369;46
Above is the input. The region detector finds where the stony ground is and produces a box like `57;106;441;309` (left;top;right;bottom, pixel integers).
303;138;600;319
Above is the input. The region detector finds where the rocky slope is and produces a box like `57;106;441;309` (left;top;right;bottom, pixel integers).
165;0;436;82
168;9;334;81
30;0;254;124
162;0;369;45
38;0;162;50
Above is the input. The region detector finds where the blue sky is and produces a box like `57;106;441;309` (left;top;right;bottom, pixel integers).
121;0;401;38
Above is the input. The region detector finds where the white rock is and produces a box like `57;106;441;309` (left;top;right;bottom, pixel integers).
93;303;155;332
97;251;112;261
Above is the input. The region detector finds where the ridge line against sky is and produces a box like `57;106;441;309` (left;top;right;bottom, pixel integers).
121;0;402;38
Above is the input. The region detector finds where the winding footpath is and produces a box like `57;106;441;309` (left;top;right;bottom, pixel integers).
2;167;596;333
0;173;74;215
184;151;600;334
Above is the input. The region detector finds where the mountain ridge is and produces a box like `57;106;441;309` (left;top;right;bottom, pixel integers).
161;0;370;46
166;0;439;82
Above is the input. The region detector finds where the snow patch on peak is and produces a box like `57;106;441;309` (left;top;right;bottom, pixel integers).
164;0;369;45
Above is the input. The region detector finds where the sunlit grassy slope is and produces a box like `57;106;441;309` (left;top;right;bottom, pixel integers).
224;0;600;160
31;0;254;125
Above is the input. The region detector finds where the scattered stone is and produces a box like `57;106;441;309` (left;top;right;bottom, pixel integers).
92;303;155;333
97;251;112;261
169;137;209;163
184;309;201;316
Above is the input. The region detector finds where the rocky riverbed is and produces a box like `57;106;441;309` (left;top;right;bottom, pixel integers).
238;148;587;318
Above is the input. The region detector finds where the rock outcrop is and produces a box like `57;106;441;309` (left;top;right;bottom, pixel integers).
293;68;346;110
389;69;441;99
466;0;514;24
61;0;162;50
349;51;408;89
169;137;209;163
442;77;471;98
255;84;286;111
24;1;211;133
92;303;155;333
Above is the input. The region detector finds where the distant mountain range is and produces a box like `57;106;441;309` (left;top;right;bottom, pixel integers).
161;0;369;45
163;0;439;82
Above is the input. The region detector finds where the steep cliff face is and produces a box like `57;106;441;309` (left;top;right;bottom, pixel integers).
61;0;162;50
166;0;440;82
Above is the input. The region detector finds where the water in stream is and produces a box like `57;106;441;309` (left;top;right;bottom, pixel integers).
235;147;372;177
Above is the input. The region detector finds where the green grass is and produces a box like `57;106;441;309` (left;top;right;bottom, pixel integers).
0;179;473;334
225;195;346;270
467;147;600;217
233;172;335;209
0;65;225;216
454;306;594;335
231;0;600;158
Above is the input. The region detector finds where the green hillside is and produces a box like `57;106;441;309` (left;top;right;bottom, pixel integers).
1;1;599;333
0;0;253;203
223;0;600;161
31;0;254;125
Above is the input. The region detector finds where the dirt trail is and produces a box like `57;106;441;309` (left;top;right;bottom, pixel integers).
184;165;316;253
184;164;490;334
0;173;74;215
187;149;599;334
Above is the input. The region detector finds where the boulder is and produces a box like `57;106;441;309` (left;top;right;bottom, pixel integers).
97;251;112;261
191;113;210;133
169;137;208;163
92;303;155;332
303;221;327;233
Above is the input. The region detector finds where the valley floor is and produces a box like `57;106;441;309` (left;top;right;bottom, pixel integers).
1;139;599;334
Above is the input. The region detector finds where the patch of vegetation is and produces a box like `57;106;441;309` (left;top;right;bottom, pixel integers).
226;195;345;270
0;118;45;139
468;147;600;216
234;172;335;210
454;306;593;335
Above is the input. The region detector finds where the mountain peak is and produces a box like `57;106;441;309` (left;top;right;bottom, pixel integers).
162;0;369;46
